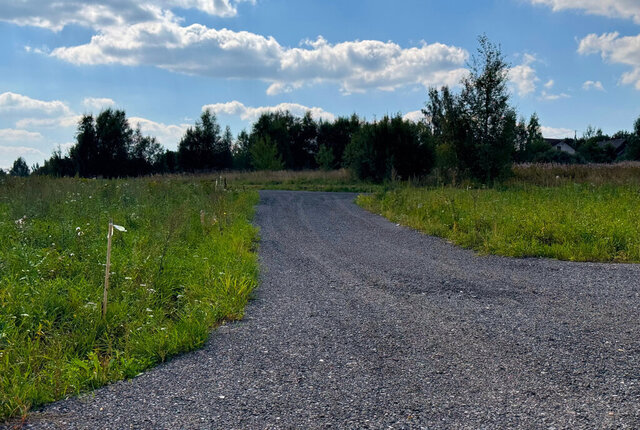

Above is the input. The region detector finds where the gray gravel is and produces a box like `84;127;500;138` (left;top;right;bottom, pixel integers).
11;190;640;429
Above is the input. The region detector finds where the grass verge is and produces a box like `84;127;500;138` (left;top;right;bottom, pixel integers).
358;184;640;263
0;176;259;421
224;169;382;192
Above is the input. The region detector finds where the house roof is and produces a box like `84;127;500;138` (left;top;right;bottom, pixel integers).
596;138;627;152
544;138;574;149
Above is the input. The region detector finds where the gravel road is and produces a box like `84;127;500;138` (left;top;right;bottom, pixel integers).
14;190;640;429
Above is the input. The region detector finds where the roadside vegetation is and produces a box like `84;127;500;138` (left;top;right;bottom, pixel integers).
0;175;259;421
358;163;640;263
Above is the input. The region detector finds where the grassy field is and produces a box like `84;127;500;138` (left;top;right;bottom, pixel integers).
0;176;259;421
358;183;640;263
224;169;382;192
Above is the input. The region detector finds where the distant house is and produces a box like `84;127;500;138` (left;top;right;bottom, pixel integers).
596;138;627;157
544;138;576;155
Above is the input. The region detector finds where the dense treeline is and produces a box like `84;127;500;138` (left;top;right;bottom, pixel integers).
6;36;640;184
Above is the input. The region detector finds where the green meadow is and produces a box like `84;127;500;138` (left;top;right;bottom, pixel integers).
358;182;640;263
0;176;259;420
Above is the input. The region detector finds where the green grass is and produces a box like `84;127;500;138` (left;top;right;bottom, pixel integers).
358;184;640;263
224;169;382;192
0;176;259;421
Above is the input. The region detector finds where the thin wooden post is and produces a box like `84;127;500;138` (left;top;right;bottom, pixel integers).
102;220;113;318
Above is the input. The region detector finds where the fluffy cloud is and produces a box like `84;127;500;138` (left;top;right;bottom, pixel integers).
0;92;71;117
403;111;425;122
509;54;539;96
530;0;640;23
583;80;605;91
0;0;251;31
578;32;640;89
83;97;116;111
540;90;570;101
128;117;189;147
0;145;47;169
202;101;336;122
0;129;43;143
541;126;574;139
50;18;468;95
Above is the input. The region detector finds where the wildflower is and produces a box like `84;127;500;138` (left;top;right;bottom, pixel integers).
15;216;27;226
125;276;132;280
20;313;29;317
140;283;147;287
145;308;153;312
147;288;156;293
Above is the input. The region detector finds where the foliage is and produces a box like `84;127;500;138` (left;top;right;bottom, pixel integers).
344;115;435;183
315;145;335;171
9;157;30;177
178;110;232;172
250;136;284;171
425;35;515;183
358;183;640;263
0;176;259;420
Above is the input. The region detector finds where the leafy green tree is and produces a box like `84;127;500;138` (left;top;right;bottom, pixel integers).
460;35;514;182
94;108;133;177
232;130;253;170
315;145;335;171
317;114;361;167
178;110;231;171
250;136;284;171
129;125;163;175
9;157;30;177
69;114;98;177
344;115;435;182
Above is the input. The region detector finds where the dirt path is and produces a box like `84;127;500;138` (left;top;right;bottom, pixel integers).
18;190;640;429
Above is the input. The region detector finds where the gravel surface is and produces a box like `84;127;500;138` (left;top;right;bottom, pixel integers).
10;190;640;429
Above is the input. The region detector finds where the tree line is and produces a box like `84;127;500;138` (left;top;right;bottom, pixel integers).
4;36;640;184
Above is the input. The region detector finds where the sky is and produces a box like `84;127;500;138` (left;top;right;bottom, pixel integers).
1;0;640;169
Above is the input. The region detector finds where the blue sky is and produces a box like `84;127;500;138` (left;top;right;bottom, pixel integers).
1;0;640;168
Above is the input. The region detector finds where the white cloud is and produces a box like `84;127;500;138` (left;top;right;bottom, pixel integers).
403;110;425;122
128;117;189;147
530;0;640;23
16;115;82;129
0;92;71;117
544;79;554;89
0;1;250;31
509;54;539;96
541;126;574;139
83;97;116;111
0;129;43;143
202;101;336;122
0;145;47;169
540;90;571;101
49;18;469;95
582;80;605;91
578;32;640;89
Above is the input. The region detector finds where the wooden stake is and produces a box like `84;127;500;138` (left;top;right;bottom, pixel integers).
102;220;113;318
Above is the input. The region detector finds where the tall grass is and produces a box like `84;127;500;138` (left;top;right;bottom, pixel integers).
0;176;259;421
224;169;382;192
512;162;640;186
358;183;640;263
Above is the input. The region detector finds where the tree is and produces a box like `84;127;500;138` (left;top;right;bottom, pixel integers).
315;145;334;171
70;114;98;177
250;136;284;171
232;130;253;170
130;125;163;175
344;115;435;183
9;157;30;177
178;110;231;171
94;108;133;177
460;35;514;182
